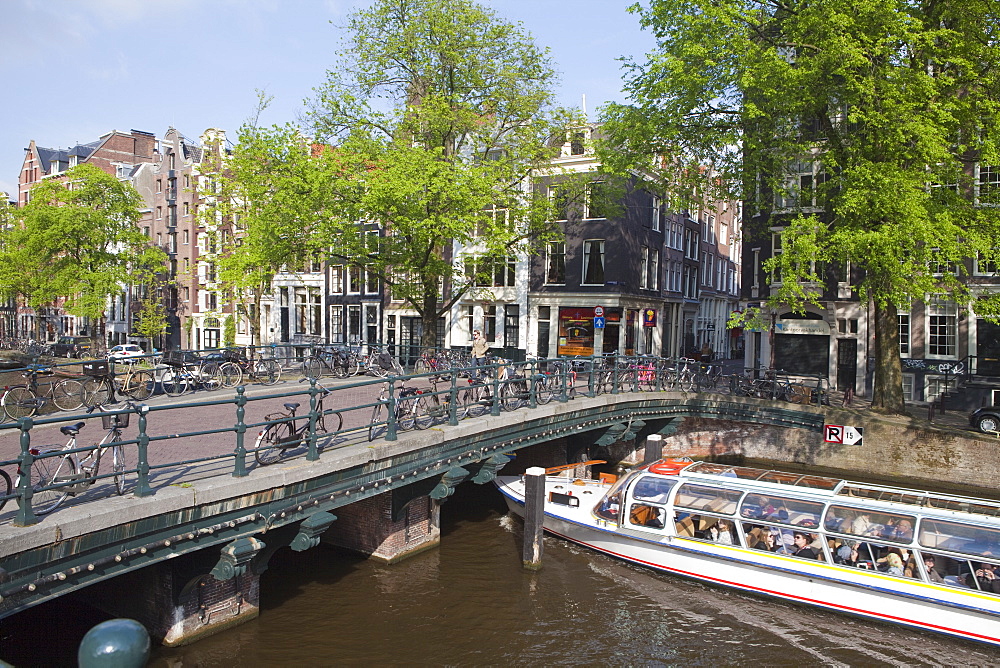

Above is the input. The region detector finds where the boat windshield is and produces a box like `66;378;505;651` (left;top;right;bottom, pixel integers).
594;472;638;523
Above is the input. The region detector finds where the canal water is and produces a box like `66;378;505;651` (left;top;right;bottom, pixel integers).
2;483;999;666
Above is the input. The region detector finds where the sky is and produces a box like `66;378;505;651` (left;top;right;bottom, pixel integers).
0;0;658;197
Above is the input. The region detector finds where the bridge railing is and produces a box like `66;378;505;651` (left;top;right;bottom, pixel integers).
0;354;803;527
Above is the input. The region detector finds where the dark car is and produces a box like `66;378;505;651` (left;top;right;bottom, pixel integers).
969;406;1000;434
50;336;93;358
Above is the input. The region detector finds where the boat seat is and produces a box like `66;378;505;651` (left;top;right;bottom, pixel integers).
675;515;696;537
746;527;767;549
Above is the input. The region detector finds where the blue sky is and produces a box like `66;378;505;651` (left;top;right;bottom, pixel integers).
0;0;657;197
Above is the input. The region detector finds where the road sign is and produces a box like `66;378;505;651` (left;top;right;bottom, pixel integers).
824;424;864;446
594;316;605;329
594;306;604;317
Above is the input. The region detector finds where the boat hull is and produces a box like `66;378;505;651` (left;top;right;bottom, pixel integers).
496;476;1000;647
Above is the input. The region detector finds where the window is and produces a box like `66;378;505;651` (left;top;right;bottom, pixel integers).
156;206;162;220
570;131;585;155
650;249;660;291
183;229;190;245
294;288;321;336
582;240;605;285
776;158;827;209
979;165;1000;206
976;251;998;276
347;305;361;343
206;292;218;311
927;295;957;357
585;182;611;219
484;305;497;343
504;304;519;348
156;180;162;193
330;265;344;294
347;266;361;294
536;305;550;358
464;306;474;342
549;186;569;221
898;307;910;356
546;242;565;284
651;196;661;231
640;247;649;289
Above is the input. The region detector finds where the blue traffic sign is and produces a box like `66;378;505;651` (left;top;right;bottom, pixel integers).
594;316;605;329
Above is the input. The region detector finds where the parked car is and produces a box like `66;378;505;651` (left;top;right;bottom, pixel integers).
969;406;1000;434
108;344;146;363
50;336;93;358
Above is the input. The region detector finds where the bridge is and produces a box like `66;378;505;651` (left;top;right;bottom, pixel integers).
0;366;981;647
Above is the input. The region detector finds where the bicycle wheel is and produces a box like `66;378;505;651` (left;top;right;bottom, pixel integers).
413;358;430;376
500;381;525;412
331;358;349;379
217;362;243;388
23;449;78;515
534;374;555;404
162;368;189;397
0;467;11;512
346;354;362;377
256;359;281;386
112;443;127;495
51;378;85;411
3;386;39;419
458;387;483;418
412;396;434;429
80;377;113;409
638;368;657;392
201;365;223;391
368;404;383;442
303;357;323;380
254;422;293;466
121;370;154;401
677;371;695;392
396;397;416;430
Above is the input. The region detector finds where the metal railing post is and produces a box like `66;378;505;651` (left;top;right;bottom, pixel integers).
448;373;459;426
232;386;248;477
134;404;153;497
587;356;596;398
13;417;37;527
386;377;398;441
611;353;620;395
528;359;538;409
491;361;501;416
306;378;320;461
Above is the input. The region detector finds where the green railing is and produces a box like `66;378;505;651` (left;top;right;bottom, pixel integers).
0;353;795;527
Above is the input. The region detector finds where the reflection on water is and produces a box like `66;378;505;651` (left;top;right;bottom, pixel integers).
2;482;999;666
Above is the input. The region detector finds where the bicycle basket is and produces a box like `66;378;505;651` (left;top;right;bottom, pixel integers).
82;360;110;376
101;412;130;429
223;348;247;363
377;352;395;371
162;350;189;367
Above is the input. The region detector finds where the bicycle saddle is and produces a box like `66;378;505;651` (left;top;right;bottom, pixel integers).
60;422;86;436
284;402;300;412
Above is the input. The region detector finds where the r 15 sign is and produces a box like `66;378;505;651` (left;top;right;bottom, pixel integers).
824;424;864;446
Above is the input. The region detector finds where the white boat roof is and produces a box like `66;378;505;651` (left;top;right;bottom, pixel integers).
672;461;1000;524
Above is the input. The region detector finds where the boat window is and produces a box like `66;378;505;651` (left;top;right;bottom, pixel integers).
593;471;636;523
675;512;737;545
916;551;996;591
686;462;762;480
741;522;826;561
629;503;665;530
739;494;824;528
824;506;916;544
631;476;678;504
674;484;743;515
918;519;1000;560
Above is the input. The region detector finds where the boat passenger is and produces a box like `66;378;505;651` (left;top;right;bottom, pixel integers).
880;552;905;576
707;520;734;545
973;563;1000;593
923;556;945;583
835;543;860;566
792;532;818;559
890;519;914;542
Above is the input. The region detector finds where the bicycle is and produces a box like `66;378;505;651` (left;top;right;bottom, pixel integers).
2;364;87;420
361;347;403;378
368;382;433;441
17;405;132;515
301;345;356;380
413;349;454;380
159;351;222;397
254;380;343;466
662;357;696;392
79;359;155;408
216;348;283;388
0;466;11;512
694;362;724;392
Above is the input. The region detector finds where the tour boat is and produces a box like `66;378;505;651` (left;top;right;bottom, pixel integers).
495;459;1000;646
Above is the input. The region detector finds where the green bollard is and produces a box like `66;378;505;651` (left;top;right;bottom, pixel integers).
78;618;150;668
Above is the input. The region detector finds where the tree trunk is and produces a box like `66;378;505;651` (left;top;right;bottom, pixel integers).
419;285;439;352
870;300;907;414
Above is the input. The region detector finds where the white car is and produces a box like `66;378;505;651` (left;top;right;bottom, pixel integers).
108;344;146;363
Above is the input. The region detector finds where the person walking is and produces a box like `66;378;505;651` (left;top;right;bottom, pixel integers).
471;329;490;378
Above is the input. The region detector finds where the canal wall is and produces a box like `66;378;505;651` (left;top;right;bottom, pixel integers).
661;402;1000;495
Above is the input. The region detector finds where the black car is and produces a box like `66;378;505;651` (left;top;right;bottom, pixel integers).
969;406;1000;434
50;336;93;358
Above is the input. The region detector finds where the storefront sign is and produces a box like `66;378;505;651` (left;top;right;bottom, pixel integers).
774;320;830;335
642;308;657;327
558;307;595;356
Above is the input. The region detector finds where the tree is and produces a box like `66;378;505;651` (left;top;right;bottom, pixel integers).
133;298;168;347
203;112;329;347
305;0;568;348
599;0;1000;414
0;164;166;344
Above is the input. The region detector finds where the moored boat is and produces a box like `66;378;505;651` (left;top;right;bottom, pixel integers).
496;459;1000;646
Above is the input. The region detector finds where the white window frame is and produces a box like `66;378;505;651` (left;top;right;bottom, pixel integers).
581;239;605;286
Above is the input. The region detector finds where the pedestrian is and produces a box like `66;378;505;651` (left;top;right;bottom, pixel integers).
700;342;713;362
471;329;490;378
